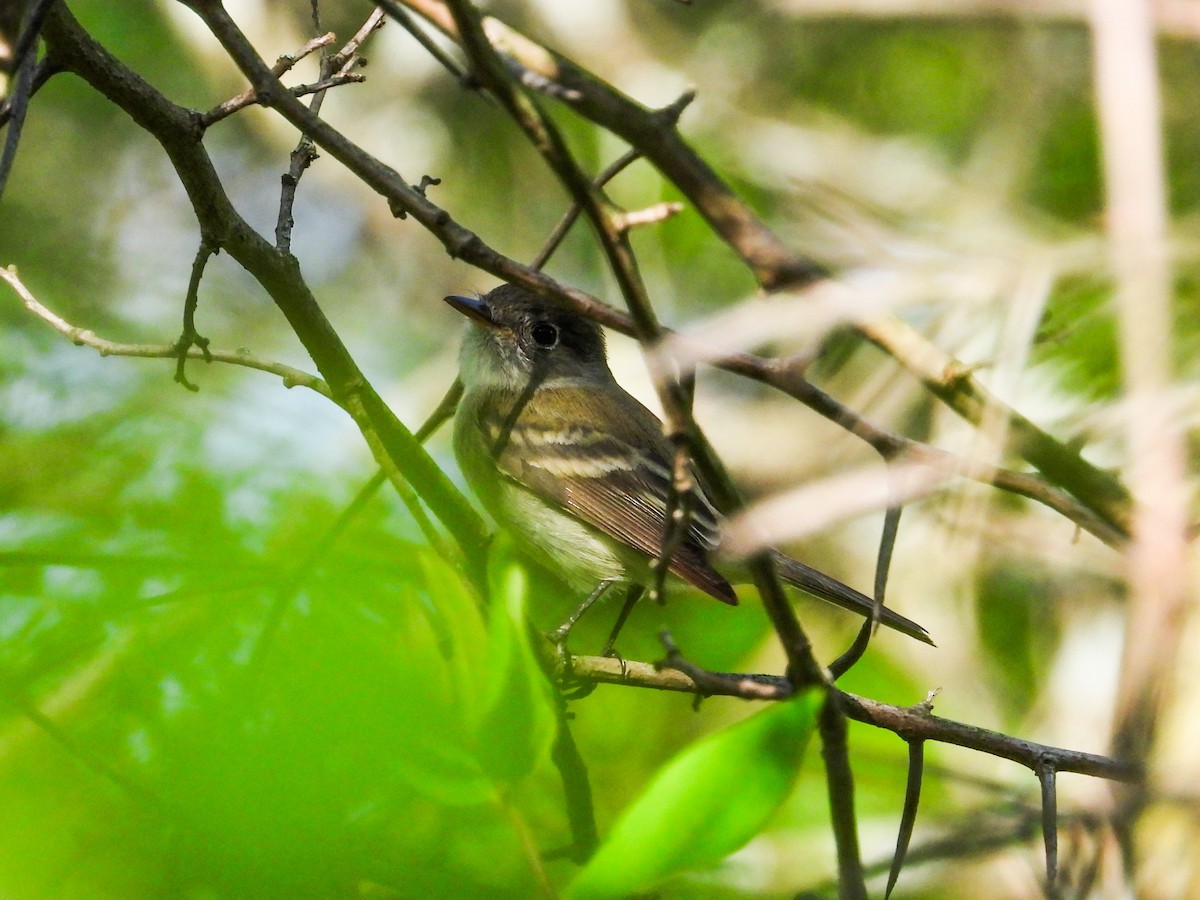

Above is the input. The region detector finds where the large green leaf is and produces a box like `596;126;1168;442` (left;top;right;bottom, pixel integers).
470;537;558;785
568;688;822;899
383;553;496;806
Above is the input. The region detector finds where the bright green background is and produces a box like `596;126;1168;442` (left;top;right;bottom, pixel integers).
2;1;1193;896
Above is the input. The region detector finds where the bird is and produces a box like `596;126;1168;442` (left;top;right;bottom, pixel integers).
446;283;933;647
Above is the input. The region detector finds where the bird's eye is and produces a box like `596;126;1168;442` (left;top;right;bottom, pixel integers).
531;322;559;348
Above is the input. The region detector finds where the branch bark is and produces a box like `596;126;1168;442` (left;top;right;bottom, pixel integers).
40;2;489;574
564;653;1140;784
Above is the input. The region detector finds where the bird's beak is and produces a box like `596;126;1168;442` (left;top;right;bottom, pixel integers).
444;294;495;327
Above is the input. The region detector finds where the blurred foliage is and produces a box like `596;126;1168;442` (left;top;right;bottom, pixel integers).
1;0;1192;896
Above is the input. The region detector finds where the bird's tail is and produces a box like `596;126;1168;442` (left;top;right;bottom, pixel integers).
769;550;934;646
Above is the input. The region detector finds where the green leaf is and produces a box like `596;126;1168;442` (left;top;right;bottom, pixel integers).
418;552;490;717
568;688;822;899
387;556;496;805
974;561;1058;724
470;536;558;784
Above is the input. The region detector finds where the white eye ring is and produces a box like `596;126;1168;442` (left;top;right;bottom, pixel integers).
531;322;559;348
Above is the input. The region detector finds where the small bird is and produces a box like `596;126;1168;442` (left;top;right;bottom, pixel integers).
446;284;933;646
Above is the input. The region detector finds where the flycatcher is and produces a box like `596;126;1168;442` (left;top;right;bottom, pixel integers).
446;284;932;646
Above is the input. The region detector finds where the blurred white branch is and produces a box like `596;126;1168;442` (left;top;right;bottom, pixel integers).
773;0;1200;39
720;458;951;557
658;275;904;371
1091;0;1190;818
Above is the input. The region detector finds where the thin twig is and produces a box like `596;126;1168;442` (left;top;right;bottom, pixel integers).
275;31;337;72
830;505;901;678
548;689;599;863
0;0;56;202
0;57;60;129
277;8;385;252
821;692;868;899
0;265;331;397
1039;760;1060;896
836;806;1107;896
531;146;642;271
398;0;827;290
199;30;336;126
173;237;217;391
612;201;684;232
885;739;924;899
201;71;363;127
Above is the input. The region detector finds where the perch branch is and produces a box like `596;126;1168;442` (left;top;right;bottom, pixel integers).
564;653;1140;784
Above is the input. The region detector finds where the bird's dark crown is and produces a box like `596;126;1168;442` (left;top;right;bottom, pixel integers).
478;284;607;363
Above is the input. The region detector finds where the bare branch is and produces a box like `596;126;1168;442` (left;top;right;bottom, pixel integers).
201;71;364;128
397;0;828;290
37;5;492;566
1038;761;1060;895
885;739;924;899
0;265;332;397
821;692;868;899
563;654;1141;784
612;201;685;233
531;147;643;270
549;695;599;863
0;0;54;202
830;505;902;679
275;30;337;72
328;9;387;71
276;8;385;252
173;237;217;391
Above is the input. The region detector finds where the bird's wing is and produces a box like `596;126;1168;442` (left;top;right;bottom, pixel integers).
476;382;736;604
